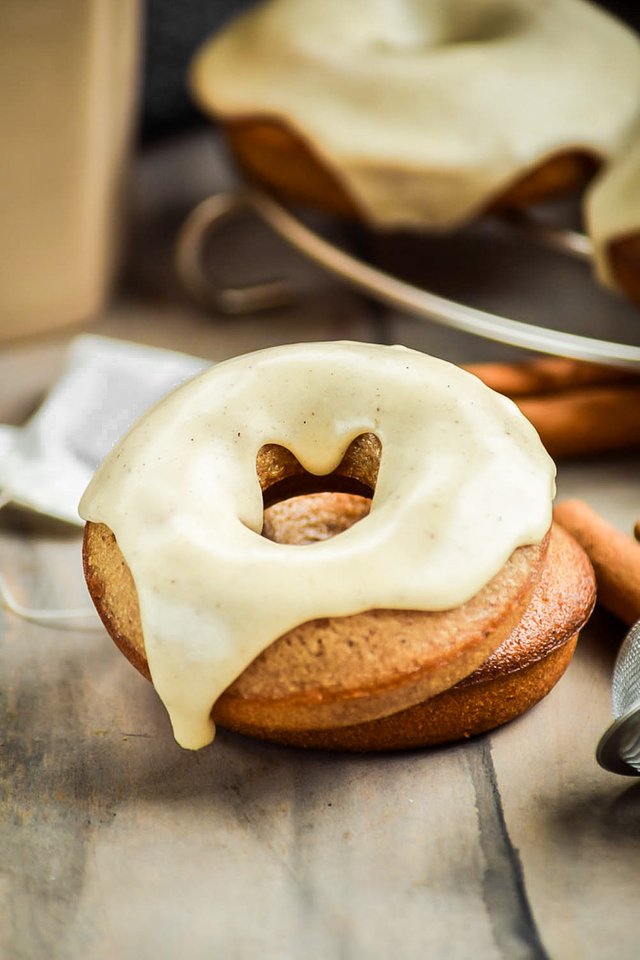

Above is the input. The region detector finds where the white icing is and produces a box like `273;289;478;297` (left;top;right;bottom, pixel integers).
80;342;555;749
191;0;640;230
585;124;640;290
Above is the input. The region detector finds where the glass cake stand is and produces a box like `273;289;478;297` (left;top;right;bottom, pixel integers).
176;187;640;369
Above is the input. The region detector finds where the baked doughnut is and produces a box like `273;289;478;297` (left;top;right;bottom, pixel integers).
191;0;640;231
585;126;640;307
84;492;594;751
80;342;561;750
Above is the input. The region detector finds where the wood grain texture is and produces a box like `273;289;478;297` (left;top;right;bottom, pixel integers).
1;131;639;960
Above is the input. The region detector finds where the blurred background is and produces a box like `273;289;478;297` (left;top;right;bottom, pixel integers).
2;0;640;350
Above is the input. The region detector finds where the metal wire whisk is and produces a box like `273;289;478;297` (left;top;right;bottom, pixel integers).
597;621;640;775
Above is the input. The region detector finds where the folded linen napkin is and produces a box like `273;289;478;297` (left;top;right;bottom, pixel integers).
0;335;208;526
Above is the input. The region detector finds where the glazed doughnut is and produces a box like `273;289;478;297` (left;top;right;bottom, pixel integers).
83;491;594;751
191;0;640;231
585;126;640;307
79;342;565;751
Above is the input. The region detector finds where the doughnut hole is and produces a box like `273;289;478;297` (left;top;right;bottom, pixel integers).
262;493;372;547
258;432;380;545
373;1;530;51
437;4;525;45
257;431;380;505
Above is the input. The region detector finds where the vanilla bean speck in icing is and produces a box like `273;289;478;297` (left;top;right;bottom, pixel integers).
80;342;555;749
191;0;640;230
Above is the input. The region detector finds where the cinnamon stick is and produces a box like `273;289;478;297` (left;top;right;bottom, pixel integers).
465;357;639;398
462;358;640;457
553;499;640;625
514;384;640;458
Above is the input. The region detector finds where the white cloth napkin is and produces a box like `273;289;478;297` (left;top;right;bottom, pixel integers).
0;335;209;526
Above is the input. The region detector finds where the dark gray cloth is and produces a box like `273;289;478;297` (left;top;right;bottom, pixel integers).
143;0;256;136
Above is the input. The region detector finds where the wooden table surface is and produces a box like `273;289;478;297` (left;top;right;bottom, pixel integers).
1;132;639;960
